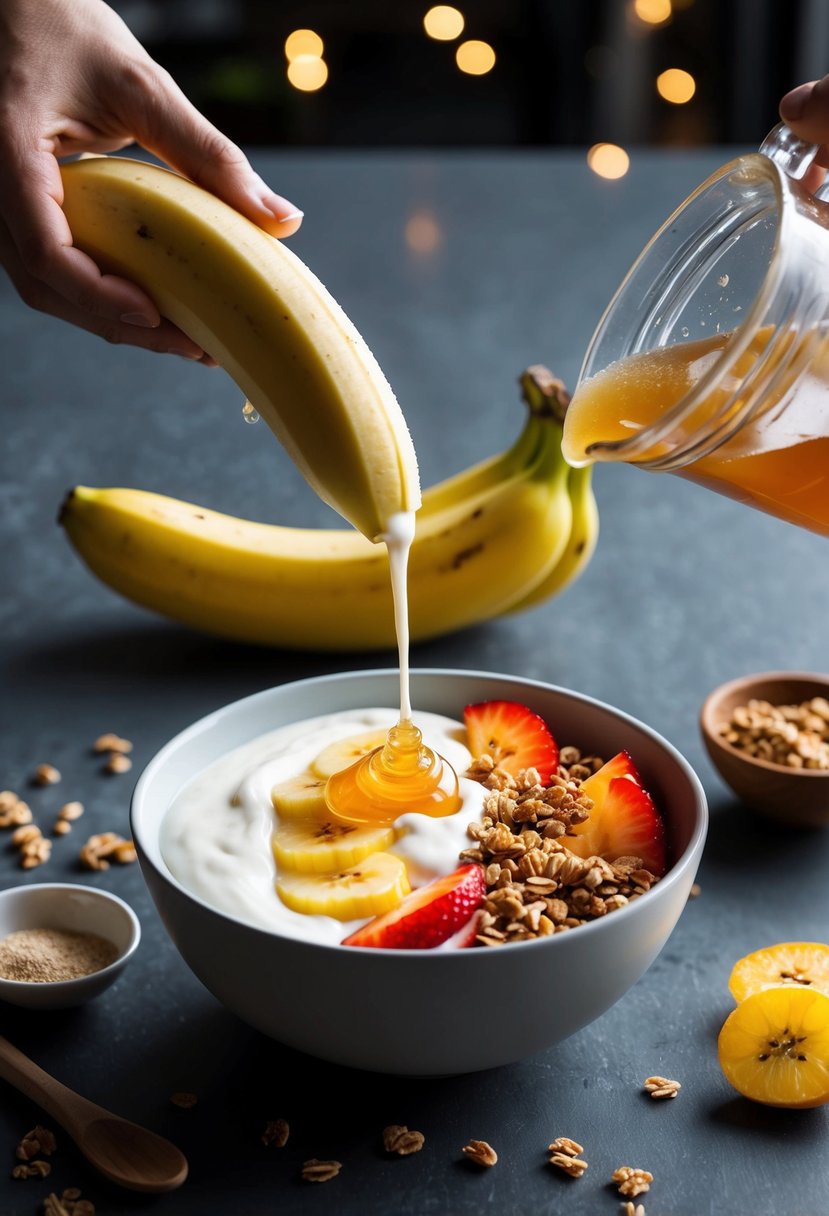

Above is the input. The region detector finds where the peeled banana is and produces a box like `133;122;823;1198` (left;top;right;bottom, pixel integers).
59;156;420;542
60;369;597;649
276;853;410;919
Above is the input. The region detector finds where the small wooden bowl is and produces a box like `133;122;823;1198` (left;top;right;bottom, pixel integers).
700;671;829;827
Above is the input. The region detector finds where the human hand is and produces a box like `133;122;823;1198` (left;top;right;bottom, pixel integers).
0;0;303;361
780;77;829;194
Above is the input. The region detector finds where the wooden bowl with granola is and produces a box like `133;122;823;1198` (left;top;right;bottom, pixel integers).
700;672;829;827
132;669;707;1076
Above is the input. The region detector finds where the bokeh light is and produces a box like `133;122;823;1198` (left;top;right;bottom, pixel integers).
456;40;496;76
287;55;329;92
423;6;465;41
587;143;630;180
634;0;672;25
284;29;324;61
405;210;443;255
656;68;696;104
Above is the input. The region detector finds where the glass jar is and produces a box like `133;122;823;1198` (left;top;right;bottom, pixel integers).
563;124;829;537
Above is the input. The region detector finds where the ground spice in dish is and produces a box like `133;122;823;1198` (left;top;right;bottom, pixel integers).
0;928;118;982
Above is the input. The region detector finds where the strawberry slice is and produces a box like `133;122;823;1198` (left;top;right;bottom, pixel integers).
464;700;558;783
341;864;485;949
569;753;667;876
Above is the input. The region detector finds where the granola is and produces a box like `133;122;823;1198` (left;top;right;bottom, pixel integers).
79;832;137;871
301;1159;341;1182
461;1139;497;1167
170;1091;198;1109
612;1165;653;1198
43;1189;94;1216
261;1118;289;1148
16;1126;56;1160
718;696;829;769
383;1125;425;1155
462;751;659;945
643;1075;681;1100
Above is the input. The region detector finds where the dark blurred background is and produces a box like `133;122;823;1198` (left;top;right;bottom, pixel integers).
109;0;825;156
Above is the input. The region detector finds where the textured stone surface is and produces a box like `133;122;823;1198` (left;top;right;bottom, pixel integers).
1;149;828;1214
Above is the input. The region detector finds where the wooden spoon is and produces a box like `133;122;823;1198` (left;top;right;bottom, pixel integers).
0;1035;188;1192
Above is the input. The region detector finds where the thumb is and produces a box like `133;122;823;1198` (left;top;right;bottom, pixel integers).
129;67;303;236
780;76;829;164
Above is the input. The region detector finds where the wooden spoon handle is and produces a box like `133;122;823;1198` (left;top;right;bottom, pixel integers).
0;1034;107;1131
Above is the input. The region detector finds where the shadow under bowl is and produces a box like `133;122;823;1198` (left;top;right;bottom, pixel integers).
132;668;707;1076
700;671;829;827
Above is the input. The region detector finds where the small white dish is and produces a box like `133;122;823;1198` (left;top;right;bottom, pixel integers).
0;883;140;1010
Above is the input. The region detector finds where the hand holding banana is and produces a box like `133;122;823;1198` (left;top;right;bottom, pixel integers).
58;157;598;650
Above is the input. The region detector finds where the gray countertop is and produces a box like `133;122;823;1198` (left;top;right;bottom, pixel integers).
1;147;828;1216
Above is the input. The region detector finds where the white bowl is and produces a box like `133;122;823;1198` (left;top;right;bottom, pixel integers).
132;669;707;1075
0;883;141;1009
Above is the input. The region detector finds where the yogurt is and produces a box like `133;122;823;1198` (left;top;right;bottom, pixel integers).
161;707;486;945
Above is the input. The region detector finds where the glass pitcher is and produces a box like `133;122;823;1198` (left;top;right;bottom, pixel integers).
562;124;829;537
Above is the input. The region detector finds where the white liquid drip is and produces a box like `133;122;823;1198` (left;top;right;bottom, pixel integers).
382;511;417;723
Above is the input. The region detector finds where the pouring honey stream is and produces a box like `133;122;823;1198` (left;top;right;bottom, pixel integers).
324;511;462;827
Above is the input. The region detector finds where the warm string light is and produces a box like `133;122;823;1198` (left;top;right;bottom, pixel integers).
456;39;496;75
656;67;696;104
284;28;328;92
634;0;672;25
587;143;630;180
423;6;465;41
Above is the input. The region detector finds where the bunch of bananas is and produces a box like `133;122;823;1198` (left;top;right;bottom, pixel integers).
57;157;598;651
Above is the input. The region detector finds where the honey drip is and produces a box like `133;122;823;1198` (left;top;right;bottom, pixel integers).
324;511;461;827
325;718;462;826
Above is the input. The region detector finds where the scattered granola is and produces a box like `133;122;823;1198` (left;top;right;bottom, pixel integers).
718;696;829;769
12;1159;51;1179
79;832;137;871
689;882;701;899
93;734;133;755
383;1125;425;1155
301;1159;342;1182
170;1092;198;1109
16;1126;57;1160
622;1204;646;1216
548;1151;588;1178
103;754;133;776
462;750;659;945
12;824;51;870
43;1188;94;1215
461;1140;497;1167
33;764;61;787
0;792;32;829
612;1166;653;1198
261;1119;289;1148
643;1075;681;1100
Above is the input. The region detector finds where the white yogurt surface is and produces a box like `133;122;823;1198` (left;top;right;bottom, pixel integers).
161;708;486;944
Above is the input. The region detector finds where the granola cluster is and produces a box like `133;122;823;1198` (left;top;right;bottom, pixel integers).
718;696;829;769
461;750;660;945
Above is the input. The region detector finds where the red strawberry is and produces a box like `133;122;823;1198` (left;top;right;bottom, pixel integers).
463;700;558;783
569;753;667;876
341;864;485;949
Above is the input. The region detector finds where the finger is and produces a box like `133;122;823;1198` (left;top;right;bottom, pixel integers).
125;65;303;237
0;214;211;360
0;142;166;328
780;77;829;151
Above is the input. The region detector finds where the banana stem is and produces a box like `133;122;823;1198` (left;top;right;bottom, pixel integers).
520;366;571;422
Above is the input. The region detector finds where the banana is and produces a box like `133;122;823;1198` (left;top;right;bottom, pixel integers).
276;852;409;919
311;731;388;780
59;156;420;542
60;370;576;650
272;816;394;873
271;773;327;818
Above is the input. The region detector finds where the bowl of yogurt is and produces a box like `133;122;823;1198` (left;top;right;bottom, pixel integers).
131;668;707;1075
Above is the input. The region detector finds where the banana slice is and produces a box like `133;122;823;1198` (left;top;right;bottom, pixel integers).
311;730;388;780
277;852;410;920
271;772;327;818
273;815;394;873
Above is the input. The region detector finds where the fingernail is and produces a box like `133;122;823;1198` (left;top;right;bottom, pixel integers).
780;83;815;122
121;312;159;328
